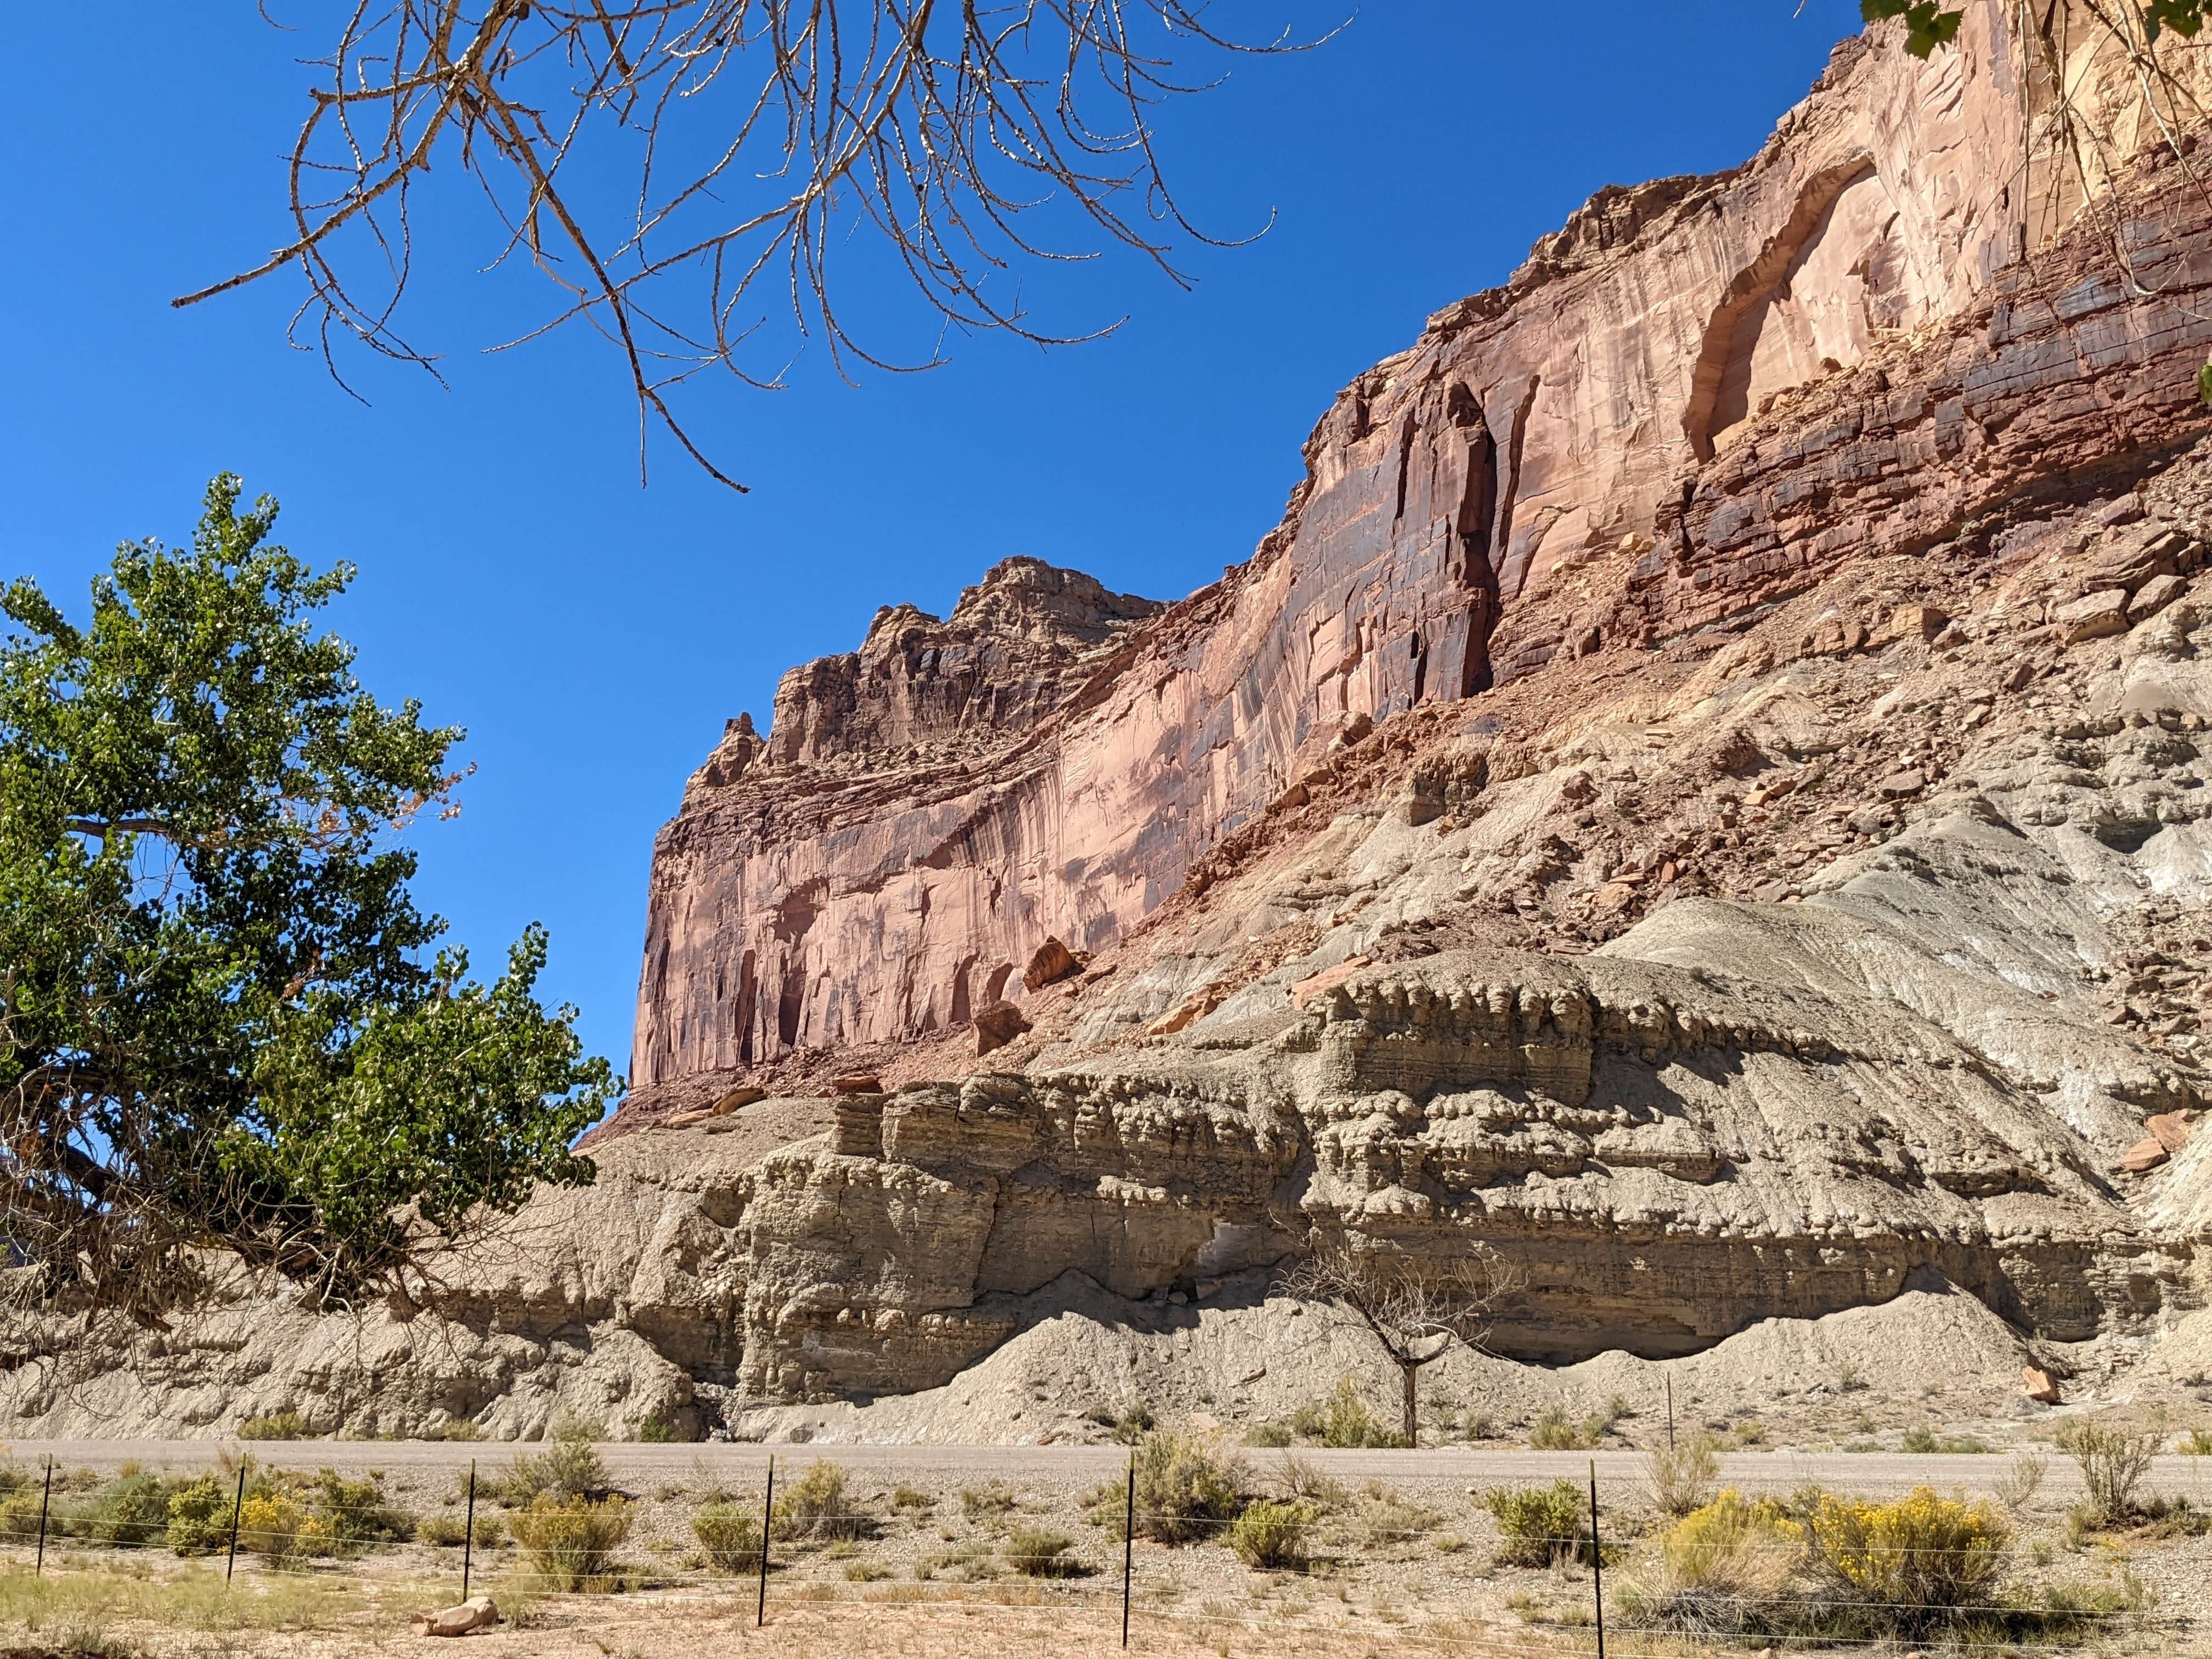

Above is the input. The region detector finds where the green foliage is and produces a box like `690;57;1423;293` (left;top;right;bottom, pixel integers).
692;1502;763;1571
495;1415;607;1506
1242;1423;1293;1448
86;1471;172;1545
1900;1425;1988;1454
1483;1481;1589;1568
1002;1525;1081;1577
164;1476;234;1555
1227;1500;1312;1569
1860;1;1963;57
237;1410;313;1442
0;475;617;1310
1087;1432;1245;1544
1297;1377;1405;1448
634;1417;680;1444
510;1494;632;1590
1529;1404;1604;1450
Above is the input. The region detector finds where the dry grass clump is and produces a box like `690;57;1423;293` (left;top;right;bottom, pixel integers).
1002;1525;1084;1577
1288;1378;1407;1448
236;1408;314;1441
2058;1420;2157;1524
1647;1432;1720;1516
0;1561;366;1635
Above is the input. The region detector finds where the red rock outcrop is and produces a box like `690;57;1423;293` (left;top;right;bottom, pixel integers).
626;1;2211;1122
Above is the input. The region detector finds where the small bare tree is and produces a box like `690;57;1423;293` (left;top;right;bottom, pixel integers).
173;3;1328;489
1278;1239;1518;1448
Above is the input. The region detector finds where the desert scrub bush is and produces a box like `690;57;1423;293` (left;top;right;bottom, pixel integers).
0;1487;44;1546
495;1414;607;1505
1353;1482;1440;1549
236;1493;331;1562
510;1494;633;1590
1615;1487;1803;1637
419;1513;467;1547
773;1459;870;1542
1003;1525;1082;1577
1108;1404;1154;1444
84;1470;174;1545
164;1476;235;1555
634;1417;681;1443
1528;1404;1596;1451
2181;1426;2212;1455
422;1417;485;1441
1300;1377;1406;1449
1243;1423;1293;1448
302;1470;413;1547
1993;1451;2047;1513
1483;1481;1589;1567
692;1502;763;1572
1900;1425;1988;1454
960;1481;1018;1521
1802;1486;2008;1634
915;1542;997;1582
1272;1452;1346;1512
236;1408;313;1441
890;1485;932;1511
2058;1421;2158;1524
1647;1432;1720;1517
1227;1500;1312;1570
1086;1431;1245;1544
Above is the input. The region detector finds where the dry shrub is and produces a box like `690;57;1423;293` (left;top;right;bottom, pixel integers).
773;1459;869;1542
495;1414;608;1505
1615;1487;1802;1637
510;1494;632;1590
1647;1432;1720;1516
1087;1431;1244;1544
692;1502;762;1572
1993;1451;2047;1513
2058;1421;2157;1524
1003;1525;1081;1577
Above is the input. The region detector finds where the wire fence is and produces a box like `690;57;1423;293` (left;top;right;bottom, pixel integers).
0;1448;2195;1656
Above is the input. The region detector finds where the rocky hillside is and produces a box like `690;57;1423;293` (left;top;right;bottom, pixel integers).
12;2;2212;1441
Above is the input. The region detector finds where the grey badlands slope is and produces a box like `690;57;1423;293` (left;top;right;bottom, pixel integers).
10;2;2212;1441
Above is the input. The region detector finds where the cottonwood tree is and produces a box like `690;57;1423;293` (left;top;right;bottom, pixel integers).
1279;1240;1519;1448
0;475;618;1327
173;3;1328;490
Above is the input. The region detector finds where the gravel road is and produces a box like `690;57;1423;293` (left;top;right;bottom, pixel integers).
11;1439;2211;1503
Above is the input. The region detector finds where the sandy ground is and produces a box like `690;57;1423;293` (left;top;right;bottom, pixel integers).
3;1441;2207;1657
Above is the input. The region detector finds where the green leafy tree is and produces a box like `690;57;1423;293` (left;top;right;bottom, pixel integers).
1;475;617;1318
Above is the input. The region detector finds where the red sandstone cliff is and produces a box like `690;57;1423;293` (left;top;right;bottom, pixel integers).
624;2;2209;1120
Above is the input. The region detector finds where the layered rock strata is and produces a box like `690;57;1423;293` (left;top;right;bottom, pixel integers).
13;4;2212;1438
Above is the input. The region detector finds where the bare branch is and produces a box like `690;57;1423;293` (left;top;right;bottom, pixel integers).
171;3;1334;488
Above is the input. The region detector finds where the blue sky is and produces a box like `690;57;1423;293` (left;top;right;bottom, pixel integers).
0;3;1860;1088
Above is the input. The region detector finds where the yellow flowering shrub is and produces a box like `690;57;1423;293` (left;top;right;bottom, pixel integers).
235;1492;334;1562
1661;1487;1802;1592
1804;1485;2008;1611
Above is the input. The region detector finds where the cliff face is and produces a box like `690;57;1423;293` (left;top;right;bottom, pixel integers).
630;5;2044;1109
19;6;2212;1442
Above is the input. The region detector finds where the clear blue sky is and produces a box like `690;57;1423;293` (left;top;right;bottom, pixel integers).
0;3;1861;1090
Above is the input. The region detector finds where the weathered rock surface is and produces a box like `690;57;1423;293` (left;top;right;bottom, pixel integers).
14;4;2212;1440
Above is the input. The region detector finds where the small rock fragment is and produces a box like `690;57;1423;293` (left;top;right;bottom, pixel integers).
1289;955;1372;1007
830;1074;883;1096
1876;769;1927;798
2119;1136;2169;1173
2146;1110;2194;1153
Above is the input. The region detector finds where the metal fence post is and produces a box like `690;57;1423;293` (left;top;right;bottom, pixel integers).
1121;1447;1135;1648
1588;1459;1605;1659
462;1460;477;1600
227;1464;245;1583
755;1454;775;1628
34;1459;52;1576
1665;1374;1674;1450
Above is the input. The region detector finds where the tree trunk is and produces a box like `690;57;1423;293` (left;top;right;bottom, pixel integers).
1401;1359;1419;1447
